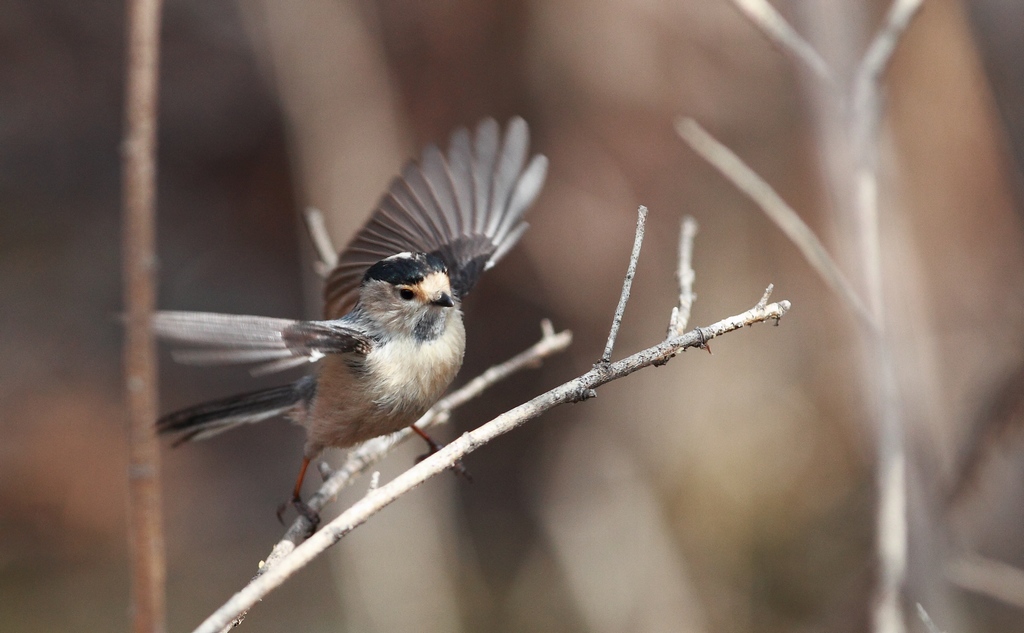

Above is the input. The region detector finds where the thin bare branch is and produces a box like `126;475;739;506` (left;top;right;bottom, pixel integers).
122;0;166;631
602;206;648;363
303;207;338;277
192;291;791;633
728;0;835;85
668;216;698;338
947;553;1024;612
676;117;876;329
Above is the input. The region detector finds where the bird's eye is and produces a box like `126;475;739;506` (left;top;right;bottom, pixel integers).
399;288;416;301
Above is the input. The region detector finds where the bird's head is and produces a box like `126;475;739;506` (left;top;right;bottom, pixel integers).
358;252;457;339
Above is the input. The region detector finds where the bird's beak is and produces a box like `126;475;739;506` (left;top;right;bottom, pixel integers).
431;292;454;308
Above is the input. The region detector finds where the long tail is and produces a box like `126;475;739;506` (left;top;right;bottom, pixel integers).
158;376;316;445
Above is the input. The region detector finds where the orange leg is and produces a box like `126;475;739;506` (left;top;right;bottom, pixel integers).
292;456;312;502
276;457;320;530
410;424;442;452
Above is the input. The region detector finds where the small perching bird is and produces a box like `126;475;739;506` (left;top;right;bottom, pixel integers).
153;118;548;524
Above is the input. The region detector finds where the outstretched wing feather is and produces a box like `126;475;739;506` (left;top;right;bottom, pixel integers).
323;117;547;317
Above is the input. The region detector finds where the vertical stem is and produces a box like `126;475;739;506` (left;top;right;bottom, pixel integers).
122;0;166;631
856;119;906;633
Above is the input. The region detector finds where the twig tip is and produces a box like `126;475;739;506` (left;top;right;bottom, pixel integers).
674;117;701;142
540;318;555;339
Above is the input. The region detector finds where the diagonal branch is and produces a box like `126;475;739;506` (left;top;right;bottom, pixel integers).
193;289;790;633
946;553;1024;612
728;0;835;85
915;604;944;633
676;117;876;329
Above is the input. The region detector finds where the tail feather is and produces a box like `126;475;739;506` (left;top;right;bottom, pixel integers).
159;376;316;445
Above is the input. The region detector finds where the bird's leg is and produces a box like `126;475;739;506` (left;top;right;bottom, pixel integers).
410;425;472;482
276;457;321;531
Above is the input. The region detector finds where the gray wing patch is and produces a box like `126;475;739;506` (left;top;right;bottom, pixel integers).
152;311;373;374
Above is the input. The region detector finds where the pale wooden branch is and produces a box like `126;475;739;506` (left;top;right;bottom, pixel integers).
675;117;876;329
602;206;648;363
303;207;338;278
193;290;790;633
215;320;573;630
667;216;698;337
947;553;1024;612
122;0;166;631
727;0;834;85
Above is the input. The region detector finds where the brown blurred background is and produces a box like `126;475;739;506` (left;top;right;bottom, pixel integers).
2;1;1023;632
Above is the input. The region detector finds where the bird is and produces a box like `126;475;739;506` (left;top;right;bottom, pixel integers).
152;117;548;525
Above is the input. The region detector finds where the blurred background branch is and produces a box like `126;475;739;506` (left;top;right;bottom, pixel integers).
121;0;166;631
689;3;924;632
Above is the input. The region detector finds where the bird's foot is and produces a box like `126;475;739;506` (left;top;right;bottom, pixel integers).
411;425;473;483
276;495;321;535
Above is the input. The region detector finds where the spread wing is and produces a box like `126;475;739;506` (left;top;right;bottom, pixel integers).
152;311;373;374
323;117;548;318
